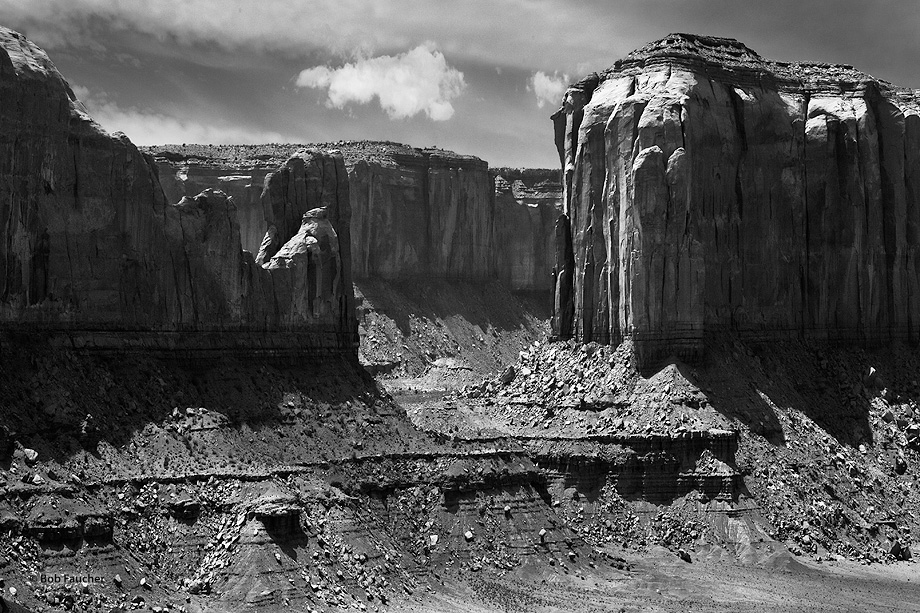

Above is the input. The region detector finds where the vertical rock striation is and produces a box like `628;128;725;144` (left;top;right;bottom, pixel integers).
155;152;278;254
149;143;565;292
0;27;356;357
492;168;563;291
345;143;500;282
257;151;356;336
552;34;920;366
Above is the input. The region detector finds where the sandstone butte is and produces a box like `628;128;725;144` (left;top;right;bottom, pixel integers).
552;33;920;367
148;143;562;292
0;27;357;357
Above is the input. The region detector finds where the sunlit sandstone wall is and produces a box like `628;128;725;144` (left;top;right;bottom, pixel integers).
552;34;920;366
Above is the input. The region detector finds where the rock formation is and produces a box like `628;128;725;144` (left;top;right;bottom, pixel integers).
148;143;563;292
552;33;920;366
0;27;356;357
347;143;494;281
155;150;280;253
492;168;562;291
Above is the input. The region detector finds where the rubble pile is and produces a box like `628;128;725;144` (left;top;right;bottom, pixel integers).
453;340;734;437
451;337;920;565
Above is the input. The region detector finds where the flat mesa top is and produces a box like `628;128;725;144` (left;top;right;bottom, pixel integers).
573;33;919;102
141;141;487;171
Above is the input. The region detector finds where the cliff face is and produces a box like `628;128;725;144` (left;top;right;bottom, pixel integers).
492;168;562;291
552;33;920;365
0;28;356;356
347;143;495;281
156;153;278;254
150;143;564;292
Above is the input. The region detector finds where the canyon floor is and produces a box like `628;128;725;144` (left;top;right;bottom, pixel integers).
3;286;920;612
402;552;920;612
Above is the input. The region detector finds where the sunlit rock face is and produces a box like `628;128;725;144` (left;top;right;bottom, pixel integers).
0;27;356;357
323;147;567;293
348;145;563;291
552;33;920;366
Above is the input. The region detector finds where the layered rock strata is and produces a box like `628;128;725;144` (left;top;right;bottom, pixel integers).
148;144;563;292
552;33;920;365
529;431;740;504
0;28;356;357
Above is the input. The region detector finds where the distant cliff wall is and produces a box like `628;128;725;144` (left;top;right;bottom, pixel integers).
348;146;495;281
156;155;273;254
0;28;356;357
492;168;562;291
152;144;563;292
552;33;920;366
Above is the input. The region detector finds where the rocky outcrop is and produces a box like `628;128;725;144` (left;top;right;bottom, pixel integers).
148;143;564;292
529;431;741;504
155;151;282;254
0;28;356;357
257;152;356;332
552;33;920;366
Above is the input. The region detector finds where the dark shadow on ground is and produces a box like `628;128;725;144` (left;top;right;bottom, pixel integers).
355;279;551;337
641;336;902;450
0;338;389;470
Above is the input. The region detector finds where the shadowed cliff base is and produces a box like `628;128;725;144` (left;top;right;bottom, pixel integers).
0;341;387;472
356;279;551;386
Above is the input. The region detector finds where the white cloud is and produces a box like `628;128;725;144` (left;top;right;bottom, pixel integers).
296;43;465;121
71;85;291;145
528;71;570;108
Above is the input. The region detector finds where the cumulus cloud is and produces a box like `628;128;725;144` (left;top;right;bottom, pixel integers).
71;85;290;145
296;44;465;121
528;71;570;108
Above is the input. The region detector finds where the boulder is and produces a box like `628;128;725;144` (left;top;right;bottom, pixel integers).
168;495;201;520
21;448;37;465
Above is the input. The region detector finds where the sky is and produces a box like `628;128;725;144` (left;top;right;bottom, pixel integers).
1;1;918;168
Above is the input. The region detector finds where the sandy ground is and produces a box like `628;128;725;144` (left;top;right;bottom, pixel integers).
401;546;920;612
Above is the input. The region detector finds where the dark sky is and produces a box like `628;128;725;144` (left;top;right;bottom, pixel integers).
2;0;918;168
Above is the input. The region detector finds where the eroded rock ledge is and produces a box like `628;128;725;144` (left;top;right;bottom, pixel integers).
552;33;920;366
0;28;356;358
